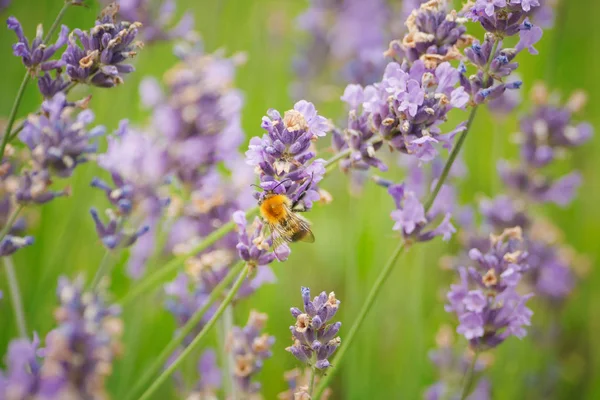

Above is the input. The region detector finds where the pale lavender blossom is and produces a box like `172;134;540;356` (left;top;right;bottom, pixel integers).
100;0;194;43
19;93;105;178
446;228;534;349
228;310;275;394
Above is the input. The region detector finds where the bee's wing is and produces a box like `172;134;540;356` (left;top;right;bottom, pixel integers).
267;206;315;248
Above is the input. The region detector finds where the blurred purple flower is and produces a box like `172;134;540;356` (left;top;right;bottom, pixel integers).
228;310;275;395
19;93;105;178
386;0;468;69
100;0;194;44
446;227;534;349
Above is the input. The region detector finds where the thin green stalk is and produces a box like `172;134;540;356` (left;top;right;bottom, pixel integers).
313;242;406;398
0;205;24;243
460;351;480;400
423;106;479;212
308;355;317;396
138;264;249;400
124;261;245;400
90;250;113;291
4;257;28;339
0;73;31;161
43;1;72;44
221;304;236;400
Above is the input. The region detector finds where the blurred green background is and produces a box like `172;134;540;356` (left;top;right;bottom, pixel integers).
1;0;599;399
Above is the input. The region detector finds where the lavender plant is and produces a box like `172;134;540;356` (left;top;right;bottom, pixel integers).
0;276;122;398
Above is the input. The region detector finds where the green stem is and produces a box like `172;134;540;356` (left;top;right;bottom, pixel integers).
137;264;249;400
222;304;237;400
90;250;113;291
0;205;24;243
42;1;71;44
4;256;28;339
460;351;480;400
308;355;317;396
0;73;31;161
124;261;245;400
423;106;479;212
313;242;406;398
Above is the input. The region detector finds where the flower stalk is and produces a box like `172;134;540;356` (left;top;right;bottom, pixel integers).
460;350;480;400
3;256;28;339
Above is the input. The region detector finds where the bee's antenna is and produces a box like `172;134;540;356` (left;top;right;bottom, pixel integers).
272;179;291;191
250;183;263;190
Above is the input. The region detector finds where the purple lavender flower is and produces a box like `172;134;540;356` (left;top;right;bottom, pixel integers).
37;69;70;98
187;349;221;398
386;0;468;69
37;276;123;398
333;84;386;172
364;60;468;163
446;227;533;349
89;208;149;249
100;0;194;44
19;93;105;178
7;16;68;72
293;0;390;94
246;101;329;207
469;0;540;34
233;210;290;270
498;85;592;206
0;277;122;398
0;334;42;398
376;177;457;243
15;169;70;205
95;120;169;277
287;287;341;370
0;234;34;256
62;4;142;87
227;310;275;395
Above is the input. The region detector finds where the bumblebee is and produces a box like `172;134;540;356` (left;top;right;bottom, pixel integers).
257;180;315;247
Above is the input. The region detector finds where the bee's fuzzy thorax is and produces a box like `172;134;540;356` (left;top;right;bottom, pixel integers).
259;193;291;224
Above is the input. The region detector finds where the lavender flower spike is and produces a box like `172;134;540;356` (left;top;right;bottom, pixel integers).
287;287;341;370
38;276;123;398
62;3;143;87
90;208;149;249
228;310;275;395
446;227;534;350
0;235;34;256
246;101;329;208
7;16;68;72
19;93;106;178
